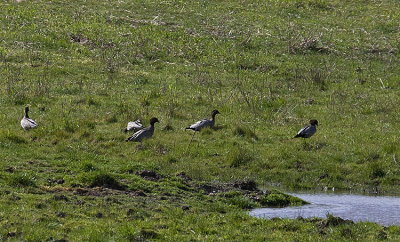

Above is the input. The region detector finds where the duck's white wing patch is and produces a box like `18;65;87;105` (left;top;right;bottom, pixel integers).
127;120;143;131
297;126;309;135
21;118;38;130
297;125;316;138
189;118;210;131
127;128;146;141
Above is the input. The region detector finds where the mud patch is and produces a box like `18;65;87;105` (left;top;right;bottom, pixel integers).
71;34;90;45
176;172;192;182
196;179;260;195
233;180;257;191
137;170;162;181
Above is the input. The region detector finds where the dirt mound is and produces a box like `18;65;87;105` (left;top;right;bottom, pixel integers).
233;180;258;191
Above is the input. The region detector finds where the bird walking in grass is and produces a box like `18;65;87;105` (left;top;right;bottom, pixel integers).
186;110;220;131
185;110;220;150
294;119;318;139
124;119;143;133
126;117;159;142
21;106;38;130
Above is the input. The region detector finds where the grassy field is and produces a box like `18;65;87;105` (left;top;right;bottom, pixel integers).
1;0;400;240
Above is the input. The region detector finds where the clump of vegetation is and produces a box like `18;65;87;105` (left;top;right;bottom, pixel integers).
8;173;36;187
138;229;159;240
81;161;96;172
368;162;386;179
260;190;308;207
227;196;257;209
227;147;254;168
318;214;354;228
0;131;27;144
88;172;125;190
233;126;258;140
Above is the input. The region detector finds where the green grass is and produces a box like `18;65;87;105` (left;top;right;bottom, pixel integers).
1;0;400;240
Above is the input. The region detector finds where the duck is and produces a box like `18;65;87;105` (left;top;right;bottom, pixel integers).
21;106;38;130
126;117;159;142
124;119;143;133
294;119;318;138
186;110;220;131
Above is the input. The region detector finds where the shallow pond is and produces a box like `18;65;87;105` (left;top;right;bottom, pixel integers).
250;193;400;226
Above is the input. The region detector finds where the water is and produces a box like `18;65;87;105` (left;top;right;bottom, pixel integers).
250;193;400;226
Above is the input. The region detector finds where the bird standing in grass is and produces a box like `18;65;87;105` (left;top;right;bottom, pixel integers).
126;117;159;142
124;120;143;133
185;110;220;150
186;109;220;131
21;106;38;130
294;119;318;138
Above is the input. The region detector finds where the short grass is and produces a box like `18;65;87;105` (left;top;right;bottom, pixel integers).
1;0;400;240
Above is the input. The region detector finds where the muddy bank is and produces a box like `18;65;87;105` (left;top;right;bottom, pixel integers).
41;171;307;210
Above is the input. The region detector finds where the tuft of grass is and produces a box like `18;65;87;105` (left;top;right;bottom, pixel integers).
63;120;76;133
87;172;125;190
0;130;27;144
368;162;386;179
228;147;254;168
260;190;308;207
138;229;159;240
8;173;36;187
233;126;258;140
227;196;257;209
81;161;96;172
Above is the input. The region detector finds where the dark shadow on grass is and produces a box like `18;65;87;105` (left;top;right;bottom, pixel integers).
88;173;126;190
